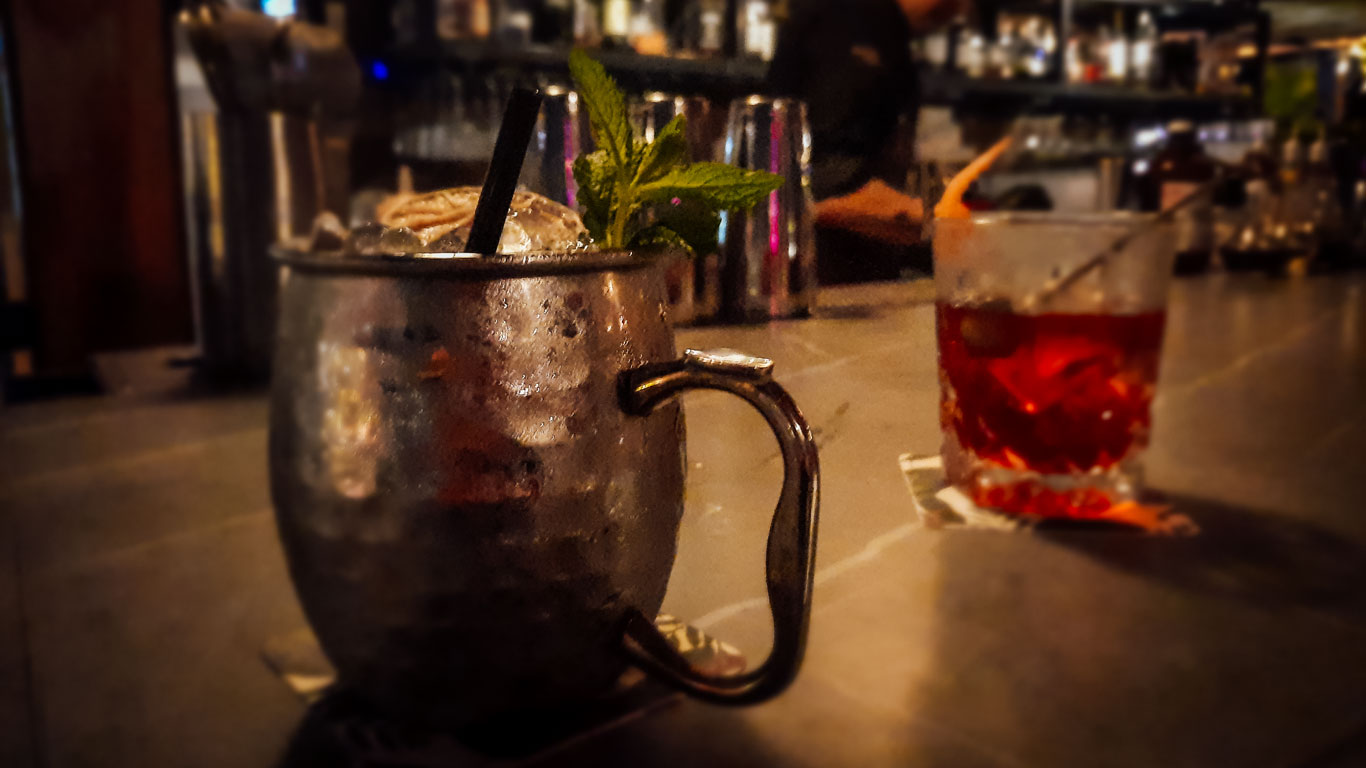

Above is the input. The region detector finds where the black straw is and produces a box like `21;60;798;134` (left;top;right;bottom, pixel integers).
467;86;544;255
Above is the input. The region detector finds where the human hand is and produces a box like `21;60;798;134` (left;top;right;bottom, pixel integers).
814;179;924;246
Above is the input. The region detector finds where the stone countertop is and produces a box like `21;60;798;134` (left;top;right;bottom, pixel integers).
3;275;1365;768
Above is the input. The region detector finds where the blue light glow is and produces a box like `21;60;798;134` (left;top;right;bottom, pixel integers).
262;0;296;18
371;61;390;81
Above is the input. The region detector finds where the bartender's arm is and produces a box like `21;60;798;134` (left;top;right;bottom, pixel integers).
813;179;924;246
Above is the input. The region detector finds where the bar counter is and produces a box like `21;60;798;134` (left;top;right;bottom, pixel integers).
3;274;1366;768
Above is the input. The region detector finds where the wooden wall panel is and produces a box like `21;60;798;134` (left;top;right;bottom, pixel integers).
10;0;190;374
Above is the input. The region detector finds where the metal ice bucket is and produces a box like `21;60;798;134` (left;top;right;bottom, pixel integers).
268;247;819;724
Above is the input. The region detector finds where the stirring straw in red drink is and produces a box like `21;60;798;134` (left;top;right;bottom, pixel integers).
1023;181;1215;311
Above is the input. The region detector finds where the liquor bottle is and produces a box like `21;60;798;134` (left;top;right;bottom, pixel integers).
697;0;726;56
1016;17;1050;79
1221;137;1297;273
1241;136;1280;193
1304;131;1348;267
960;28;986;78
1275;135;1314;261
436;0;493;39
1145;120;1218;275
1131;11;1157;86
472;0;492;37
573;0;603;46
435;0;460;38
602;0;631;46
738;0;776;60
989;17;1011;79
495;0;535;45
1102;22;1126;83
629;0;668;55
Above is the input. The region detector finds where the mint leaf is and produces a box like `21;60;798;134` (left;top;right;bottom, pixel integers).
637;162;784;210
629;224;691;252
651;198;721;255
566;49;786;252
572;150;614;241
634;115;689;186
569;49;633;171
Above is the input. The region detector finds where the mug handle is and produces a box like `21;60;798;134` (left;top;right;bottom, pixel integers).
618;348;820;705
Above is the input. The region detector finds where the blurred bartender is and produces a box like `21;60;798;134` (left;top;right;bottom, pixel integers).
770;0;967;283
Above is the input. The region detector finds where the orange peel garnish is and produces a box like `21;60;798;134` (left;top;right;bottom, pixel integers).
934;137;1013;220
1100;502;1200;536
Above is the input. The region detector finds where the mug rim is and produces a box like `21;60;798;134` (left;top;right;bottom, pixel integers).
271;245;674;279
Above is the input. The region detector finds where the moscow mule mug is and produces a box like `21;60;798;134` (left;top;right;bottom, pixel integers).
268;246;819;724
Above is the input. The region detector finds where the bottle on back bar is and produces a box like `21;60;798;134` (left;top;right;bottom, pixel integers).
496;0;535;45
573;0;602;46
1144;120;1218;275
1274;135;1316;268
602;0;631;46
436;0;492;39
1303;131;1349;268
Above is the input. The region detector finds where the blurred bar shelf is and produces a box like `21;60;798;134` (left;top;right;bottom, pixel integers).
382;41;1255;119
921;71;1257;119
384;41;771;100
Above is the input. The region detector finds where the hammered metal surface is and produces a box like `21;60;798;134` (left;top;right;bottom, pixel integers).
269;251;686;724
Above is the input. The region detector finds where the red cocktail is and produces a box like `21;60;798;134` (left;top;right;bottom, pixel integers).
937;304;1166;517
933;214;1176;518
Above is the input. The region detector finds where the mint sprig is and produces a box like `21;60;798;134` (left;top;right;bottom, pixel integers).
637;163;789;209
634;114;688;184
568;50;635;172
572;150;615;239
568;49;783;253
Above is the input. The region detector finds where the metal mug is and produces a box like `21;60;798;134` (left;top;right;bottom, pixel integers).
268;247;820;725
523;84;592;209
631;92;729;325
720;96;818;323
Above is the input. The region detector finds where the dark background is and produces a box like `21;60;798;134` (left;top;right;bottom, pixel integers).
5;0;190;375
